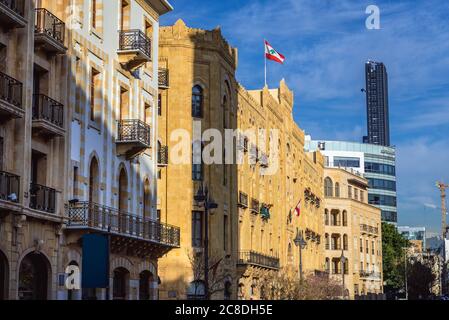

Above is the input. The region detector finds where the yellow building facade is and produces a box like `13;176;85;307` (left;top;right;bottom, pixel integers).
157;20;326;300
236;83;325;299
323;168;383;299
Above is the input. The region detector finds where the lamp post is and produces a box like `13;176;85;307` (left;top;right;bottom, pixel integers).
294;228;307;283
194;184;218;300
340;250;347;300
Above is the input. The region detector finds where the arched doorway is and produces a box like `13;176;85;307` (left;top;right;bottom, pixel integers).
18;252;50;300
0;250;8;300
139;270;154;300
113;267;129;300
89;157;100;204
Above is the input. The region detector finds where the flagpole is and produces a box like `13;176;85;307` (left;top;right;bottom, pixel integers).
264;39;267;88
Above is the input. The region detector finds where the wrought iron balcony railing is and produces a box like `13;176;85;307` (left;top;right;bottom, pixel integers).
0;70;23;108
238;251;280;270
119;30;151;59
32;94;64;128
29;183;56;214
66;201;180;247
359;271;381;279
360;224;379;235
117;119;151;147
158;68;169;88
238;192;248;209
0;170;19;203
0;0;25;17
35;8;65;44
158;145;168;166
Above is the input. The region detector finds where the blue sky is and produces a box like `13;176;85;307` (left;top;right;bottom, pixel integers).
161;0;449;236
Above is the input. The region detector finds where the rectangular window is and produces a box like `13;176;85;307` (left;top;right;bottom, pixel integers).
91;0;97;29
75;57;82;115
158;93;162;116
90;68;100;123
333;156;360;168
348;186;352;199
157;209;161;222
354;188;358;200
366;240;369;254
223;215;228;252
360;239;363;253
119;87;129;121
192;211;203;248
0;136;3;170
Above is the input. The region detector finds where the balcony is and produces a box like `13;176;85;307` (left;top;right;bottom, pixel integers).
66;201;180;257
34;8;66;55
360;224;379;236
237;251;280;271
0;170;20;212
0;0;26;29
157;145;168;167
250;198;259;214
29;183;56;214
116;119;151;159
238;192;248;209
158;68;169;89
359;271;382;280
0;71;24;120
118;30;151;72
32;94;65;137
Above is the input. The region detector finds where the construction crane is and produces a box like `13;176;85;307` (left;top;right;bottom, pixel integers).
437;182;449;239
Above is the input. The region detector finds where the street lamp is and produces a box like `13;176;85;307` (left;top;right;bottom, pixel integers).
194;184;218;300
294;228;307;283
340;250;347;299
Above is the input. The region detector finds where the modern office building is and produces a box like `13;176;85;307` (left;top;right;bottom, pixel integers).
364;61;390;147
305;139;398;224
398;226;426;252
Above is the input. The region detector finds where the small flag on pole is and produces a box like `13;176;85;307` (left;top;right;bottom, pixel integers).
265;40;285;64
294;200;301;217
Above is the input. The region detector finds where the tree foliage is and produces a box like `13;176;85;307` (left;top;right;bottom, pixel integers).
258;268;341;300
382;222;410;297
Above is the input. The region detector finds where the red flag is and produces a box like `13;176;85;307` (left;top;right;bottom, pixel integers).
295;200;301;217
265;40;286;64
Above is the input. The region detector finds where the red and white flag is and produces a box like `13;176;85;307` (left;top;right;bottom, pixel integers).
294;200;301;217
265;40;285;64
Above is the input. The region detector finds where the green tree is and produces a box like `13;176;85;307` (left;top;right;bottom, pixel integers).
382;222;410;298
407;259;435;300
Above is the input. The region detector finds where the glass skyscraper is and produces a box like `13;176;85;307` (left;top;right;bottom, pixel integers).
305;139;398;224
364;61;390;147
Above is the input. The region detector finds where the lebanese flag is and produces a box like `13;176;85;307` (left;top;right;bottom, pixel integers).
265;40;285;64
294;200;301;217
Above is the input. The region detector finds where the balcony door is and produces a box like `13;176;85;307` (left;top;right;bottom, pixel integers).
119;87;129;121
0;137;3;171
120;0;130;31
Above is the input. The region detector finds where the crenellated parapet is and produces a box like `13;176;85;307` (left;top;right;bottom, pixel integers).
160;19;238;69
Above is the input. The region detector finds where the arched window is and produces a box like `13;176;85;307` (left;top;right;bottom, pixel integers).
342;211;348;227
325;234;330;250
89;157;100;203
192;85;203;118
335;182;340;198
118;168;128;212
324;177;333;197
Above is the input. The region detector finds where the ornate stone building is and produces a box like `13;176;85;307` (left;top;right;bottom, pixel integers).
323;168;383;299
236;82;325;300
157;20;326;300
0;0;69;300
157;19;239;300
0;0;179;300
